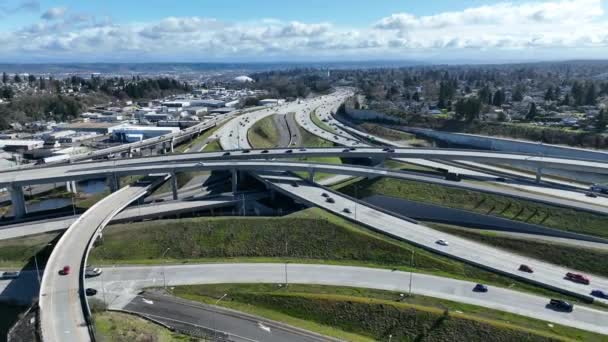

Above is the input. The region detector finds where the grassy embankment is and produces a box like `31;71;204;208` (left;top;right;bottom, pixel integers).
247;115;280;148
310;110;336;133
94;311;193;342
357;122;431;147
87;207;589;303
429;223;608;278
338;177;608;239
172;284;604;342
202;140;222;152
174;121;226;153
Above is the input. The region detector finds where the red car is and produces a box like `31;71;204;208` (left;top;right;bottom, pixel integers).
518;264;533;273
565;272;590;285
59;265;71;275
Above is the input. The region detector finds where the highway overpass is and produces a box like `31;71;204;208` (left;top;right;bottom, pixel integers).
38;178;163;342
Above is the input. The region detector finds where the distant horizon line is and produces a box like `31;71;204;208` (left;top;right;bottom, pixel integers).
1;58;608;66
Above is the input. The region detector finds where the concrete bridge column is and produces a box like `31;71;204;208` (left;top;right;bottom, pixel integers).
9;184;26;219
231;169;238;195
127;147;133;158
536;167;543;183
108;174;119;192
161;142;167;155
67;181;77;194
308;168;315;183
170;137;175;153
171;172;179;200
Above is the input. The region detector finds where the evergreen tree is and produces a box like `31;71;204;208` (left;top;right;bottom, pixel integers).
526;102;538;121
596;109;608;132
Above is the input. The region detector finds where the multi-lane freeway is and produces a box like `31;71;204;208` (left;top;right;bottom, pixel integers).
8;89;608;341
256;172;608;303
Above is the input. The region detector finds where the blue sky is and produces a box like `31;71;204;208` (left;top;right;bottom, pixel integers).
2;0;557;28
0;0;607;62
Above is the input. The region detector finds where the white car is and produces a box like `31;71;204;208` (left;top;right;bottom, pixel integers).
436;239;449;246
85;267;102;278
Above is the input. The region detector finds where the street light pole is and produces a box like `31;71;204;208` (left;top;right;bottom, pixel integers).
161;247;171;290
213;293;228;340
409;250;415;297
33;254;41;290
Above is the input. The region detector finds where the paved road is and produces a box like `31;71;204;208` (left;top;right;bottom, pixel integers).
272;114;292;148
318;105;608;208
124;292;334;342
6;158;605;216
84;263;608;335
364;194;608;244
285;112;303;147
38;182;156;342
255;172;608;304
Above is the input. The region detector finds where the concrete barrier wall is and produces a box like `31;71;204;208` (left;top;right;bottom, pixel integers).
399;127;608;161
344;107;402;123
398;127;608;183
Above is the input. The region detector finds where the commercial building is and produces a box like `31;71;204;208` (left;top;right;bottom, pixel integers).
259;99;285;106
111;125;180;142
55;122;121;135
144;113;174;122
191;99;225;108
0;140;45;152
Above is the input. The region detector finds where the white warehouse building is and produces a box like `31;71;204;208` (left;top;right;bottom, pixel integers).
110;125;180;142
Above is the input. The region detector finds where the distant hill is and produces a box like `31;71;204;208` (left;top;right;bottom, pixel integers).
0;60;427;75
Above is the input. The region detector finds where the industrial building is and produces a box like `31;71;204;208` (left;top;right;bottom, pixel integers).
0;140;45;152
55;122;121;135
191;99;225;108
259;99;286;106
111;125;180;142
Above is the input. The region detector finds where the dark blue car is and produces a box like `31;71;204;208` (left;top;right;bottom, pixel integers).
591;290;608;298
473;284;488;292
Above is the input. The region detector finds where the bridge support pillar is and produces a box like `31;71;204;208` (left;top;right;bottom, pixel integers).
108;174;119;192
535;167;543;183
231;169;238;195
9;184;26;219
161;142;167;155
171;172;179;200
170;137;175;153
66;181;72;193
308;168;315;183
127;147;133;158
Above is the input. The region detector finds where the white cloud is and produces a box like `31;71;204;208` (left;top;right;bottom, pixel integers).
41;7;67;20
2;0;608;62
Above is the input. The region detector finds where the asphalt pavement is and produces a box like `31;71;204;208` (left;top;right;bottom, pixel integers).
124;291;335;342
83;263;608;335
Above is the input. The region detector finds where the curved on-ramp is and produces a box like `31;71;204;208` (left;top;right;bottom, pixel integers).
39;183;154;342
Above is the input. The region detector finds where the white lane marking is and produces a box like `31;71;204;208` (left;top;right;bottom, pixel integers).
142;298;154;305
257;322;271;333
